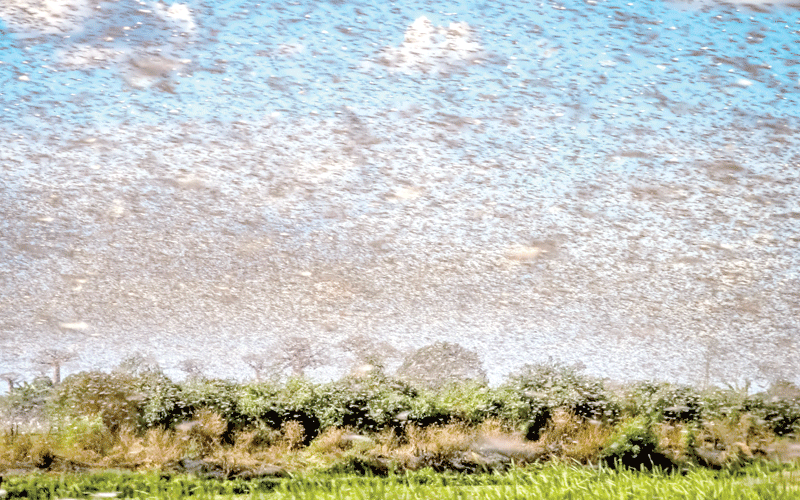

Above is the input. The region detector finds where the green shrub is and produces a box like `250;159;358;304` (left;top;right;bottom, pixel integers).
757;398;800;436
429;382;506;425
313;373;416;432
0;377;53;426
601;417;673;469
624;382;702;423
502;363;618;439
50;371;145;432
234;378;321;444
50;370;188;432
180;378;247;432
236;381;284;427
138;374;186;429
58;414;115;455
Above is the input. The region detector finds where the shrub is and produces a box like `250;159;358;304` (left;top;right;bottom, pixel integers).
502;363;618;440
0;377;53;427
137;373;187;429
234;378;320;444
58;415;116;458
50;372;145;432
601;417;673;469
51;370;188;433
180;378;247;434
757;399;800;437
429;382;509;426
624;382;702;423
236;381;284;427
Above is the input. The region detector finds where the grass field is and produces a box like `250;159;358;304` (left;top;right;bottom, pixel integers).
2;463;800;499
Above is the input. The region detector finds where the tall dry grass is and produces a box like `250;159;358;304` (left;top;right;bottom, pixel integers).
0;406;792;474
537;409;612;464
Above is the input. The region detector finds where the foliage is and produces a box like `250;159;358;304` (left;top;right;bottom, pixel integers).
396;342;487;389
4;350;800;476
179;378;246;433
234;377;321;444
0;377;53;426
624;381;703;423
501;362;618;440
313;372;416;432
601;416;673;469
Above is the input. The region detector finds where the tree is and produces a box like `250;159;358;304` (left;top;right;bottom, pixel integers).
114;352;162;377
36;349;78;385
0;372;22;391
396;341;487;389
178;358;206;380
337;333;402;375
243;336;328;381
243;352;272;382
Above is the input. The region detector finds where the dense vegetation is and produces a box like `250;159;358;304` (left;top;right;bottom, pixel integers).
2;354;799;479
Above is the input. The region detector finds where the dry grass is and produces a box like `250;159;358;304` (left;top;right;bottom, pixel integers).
0;430;34;464
652;414;778;466
0;415;602;473
280;421;306;451
307;427;351;455
1;408;794;475
102;426;186;468
537;410;612;464
407;422;474;452
654;422;692;462
0;430;59;469
693;415;776;464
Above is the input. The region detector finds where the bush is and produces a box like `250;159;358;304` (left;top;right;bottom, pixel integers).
601;417;673;469
235;378;320;444
0;377;52;427
756;398;800;437
625;382;702;423
314;372;417;433
180;378;247;434
50;372;145;432
50;370;188;432
58;415;116;457
502;363;618;439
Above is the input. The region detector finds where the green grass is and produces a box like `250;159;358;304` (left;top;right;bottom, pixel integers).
2;463;800;499
270;465;800;500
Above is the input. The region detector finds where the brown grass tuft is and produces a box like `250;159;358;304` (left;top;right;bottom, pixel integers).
654;422;692;462
393;423;475;469
538;410;612;464
281;421;306;451
307;427;351;456
141;427;186;465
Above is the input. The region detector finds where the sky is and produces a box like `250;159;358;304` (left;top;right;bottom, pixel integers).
1;0;799;388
